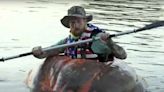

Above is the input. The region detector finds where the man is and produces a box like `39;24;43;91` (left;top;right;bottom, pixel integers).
32;6;127;62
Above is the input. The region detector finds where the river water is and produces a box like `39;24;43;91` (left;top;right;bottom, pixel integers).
0;0;164;92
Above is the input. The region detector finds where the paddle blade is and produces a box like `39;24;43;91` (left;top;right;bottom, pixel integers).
136;21;164;32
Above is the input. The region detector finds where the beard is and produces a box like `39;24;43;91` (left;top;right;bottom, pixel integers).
74;30;83;37
70;24;86;37
71;28;84;37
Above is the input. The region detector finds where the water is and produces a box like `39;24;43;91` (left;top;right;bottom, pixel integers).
0;0;164;92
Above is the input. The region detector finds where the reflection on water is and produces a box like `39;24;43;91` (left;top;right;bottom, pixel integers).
0;0;164;92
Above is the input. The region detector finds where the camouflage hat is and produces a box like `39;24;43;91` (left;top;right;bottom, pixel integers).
61;6;93;28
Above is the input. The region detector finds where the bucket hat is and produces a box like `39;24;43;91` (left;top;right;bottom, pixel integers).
61;6;92;28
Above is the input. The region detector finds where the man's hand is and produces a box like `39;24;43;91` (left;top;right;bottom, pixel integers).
97;32;110;44
32;46;45;59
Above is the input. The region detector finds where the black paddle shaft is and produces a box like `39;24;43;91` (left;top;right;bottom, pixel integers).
110;21;164;37
0;52;32;62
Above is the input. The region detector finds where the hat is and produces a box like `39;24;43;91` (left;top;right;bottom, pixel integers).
61;6;93;28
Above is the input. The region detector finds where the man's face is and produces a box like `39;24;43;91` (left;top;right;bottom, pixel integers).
69;17;87;37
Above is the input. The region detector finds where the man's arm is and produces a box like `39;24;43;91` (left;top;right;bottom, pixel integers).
32;39;66;59
91;32;127;60
88;23;127;60
106;38;127;59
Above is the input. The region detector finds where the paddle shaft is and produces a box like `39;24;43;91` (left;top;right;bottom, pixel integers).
0;52;32;61
0;21;164;61
0;37;100;61
110;21;164;37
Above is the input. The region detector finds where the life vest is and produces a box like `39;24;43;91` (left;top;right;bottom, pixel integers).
64;23;103;59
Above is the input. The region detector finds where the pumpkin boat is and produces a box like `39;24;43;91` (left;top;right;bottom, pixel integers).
26;56;147;92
